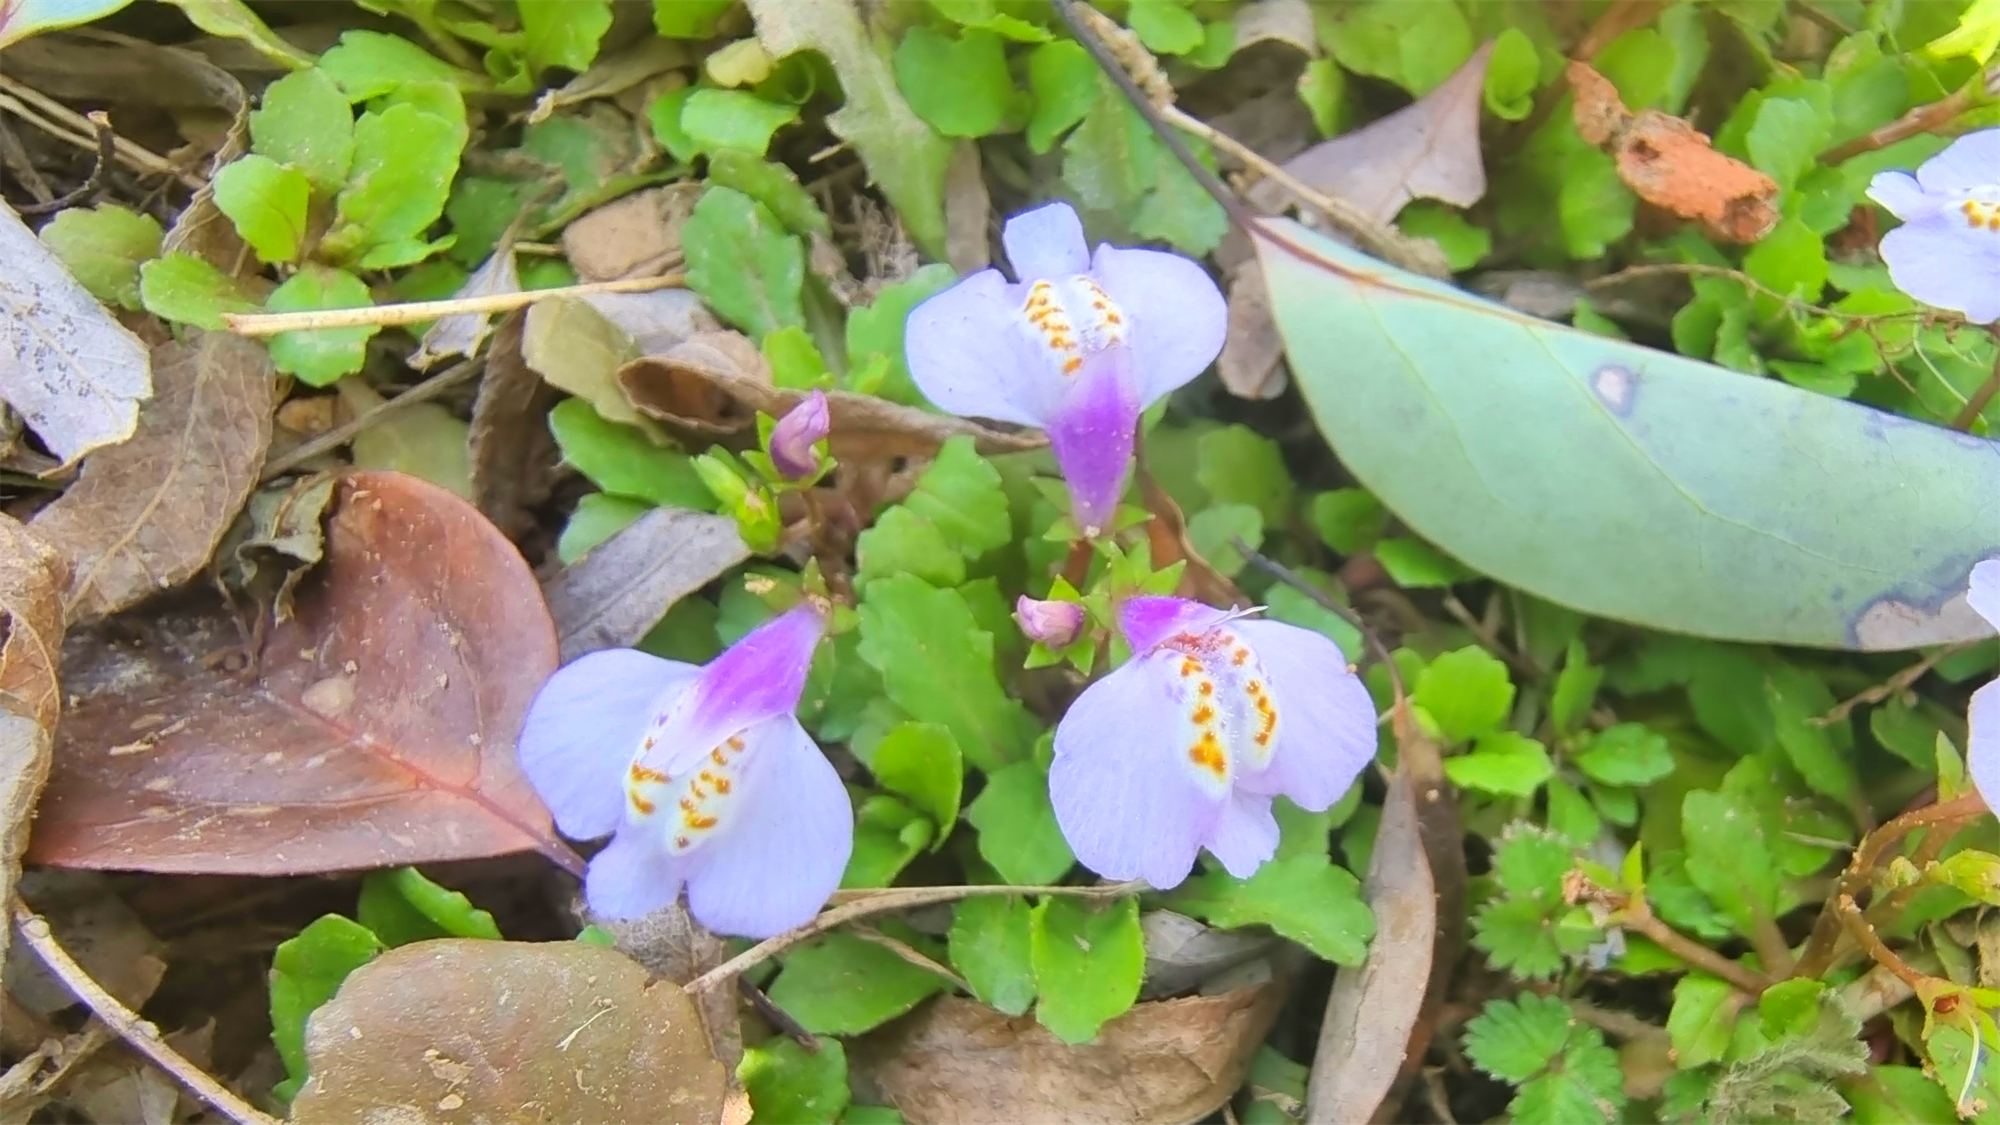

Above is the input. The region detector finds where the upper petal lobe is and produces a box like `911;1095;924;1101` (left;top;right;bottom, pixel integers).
1229;619;1378;810
1003;202;1090;280
1971;559;2000;630
1089;243;1227;404
661;602;827;774
518;649;700;840
1916;130;2000;197
1969;679;2000;816
905;269;1058;426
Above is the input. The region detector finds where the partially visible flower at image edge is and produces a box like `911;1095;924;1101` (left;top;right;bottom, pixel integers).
1968;560;2000;812
514;602;852;938
1049;596;1379;889
1865;128;2000;324
904;202;1227;535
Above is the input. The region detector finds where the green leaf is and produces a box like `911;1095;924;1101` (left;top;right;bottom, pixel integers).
1471;896;1573;979
1373;536;1474;588
1765;665;1855;801
857;576;1036;771
519;0;610;74
38;204;160;310
1549;641;1602;733
653;0;733;38
270;915;384;1101
893;25;1012;138
647;87;699;163
160;0;314;70
1572;723;1674;787
1298;57;1347;137
1757;977;1825;1039
903;436;1010;559
1026;39;1097;153
324;97;464;266
766;932;950;1035
1186;503;1263;577
1666;973;1737;1068
0;0;131;50
1682;788;1780;938
139;251;259;330
681;88;800;157
1463;992;1572;1082
548;398;713;509
557;493;650;563
344;404;470;498
1511;1036;1625;1125
266;265;377;386
965;761;1074;885
249;68;355;193
1062;87;1226;256
1398;202;1491;272
1414;647;1515;743
1030;896;1143;1044
1848;1065;1964;1125
843;794;934;888
741;1037;849;1125
1309;488;1385;555
1742;217;1828;303
354;867;502;947
318;30;481;102
846;263;957;404
1444;731;1553;796
1126;0;1202;55
1492;825;1576;897
682;186;805;342
1745;96;1833;191
1483;27;1541;120
842;1108;907;1125
1253;216;2000;651
1171;854;1375;964
855;507;964;589
872;722;963;838
948;895;1036;1015
211;155;311;264
1558;146;1635;258
1196;424;1294;524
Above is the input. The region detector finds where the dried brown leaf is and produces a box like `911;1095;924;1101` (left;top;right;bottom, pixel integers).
8;872;165;1018
620;332;1046;461
1216;263;1288;401
562;184;701;282
1232;0;1317;53
215;470;336;622
1250;41;1495;224
29;470;563;874
592;900;742;1068
293;939;727;1125
1139;910;1277;1001
544;505;750;663
468;312;560;537
0;516;67;732
30;331;273;621
532;37;690;124
522;294;665;440
411;250;521;370
853;983;1284;1125
943;140;992;275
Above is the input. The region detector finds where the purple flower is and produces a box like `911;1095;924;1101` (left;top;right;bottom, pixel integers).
904;203;1226;535
1050;596;1378;889
1866;129;2000;323
516;602;851;938
1016;594;1085;648
1969;560;2000;811
770;390;830;480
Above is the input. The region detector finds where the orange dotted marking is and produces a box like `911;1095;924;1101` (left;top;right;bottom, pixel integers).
630;792;656;815
1187;731;1227;780
630;763;667;783
1191;702;1215;725
709;747;728;766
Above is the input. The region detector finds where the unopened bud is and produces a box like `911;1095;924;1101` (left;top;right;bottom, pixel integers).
769;390;830;480
1015;595;1085;648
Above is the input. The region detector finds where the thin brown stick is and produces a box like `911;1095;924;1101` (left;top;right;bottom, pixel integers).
16;111;114;217
259;359;481;481
12;905;281;1125
1616;892;1770;994
848;924;972;992
1569;1000;1671;1044
1817;642;1971;725
1819;83;1978;167
735;977;820;1052
1795;791;1989;978
0;75;198;189
1834;893;1927;989
224;274;686;337
1951;339;2000;430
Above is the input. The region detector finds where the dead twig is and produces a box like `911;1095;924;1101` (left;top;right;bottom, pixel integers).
15;111;114;217
1818;81;1980;167
259;358;483;482
1816;642;1971;725
735;977;820;1053
223;274;687;337
0;74;199;189
1951;335;2000;431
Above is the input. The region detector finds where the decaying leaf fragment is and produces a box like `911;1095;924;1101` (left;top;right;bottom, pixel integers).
0;201;152;464
31;330;273;620
543;505;750;662
30;471;562;874
0;516;66;995
292;939;727;1125
1569;62;1779;244
468;311;561;537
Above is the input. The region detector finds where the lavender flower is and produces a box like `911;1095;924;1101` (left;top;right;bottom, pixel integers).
905;203;1226;535
1865;129;2000;323
1050;596;1378;889
1016;595;1085;648
516;602;851;938
770;390;830;480
1969;560;1999;810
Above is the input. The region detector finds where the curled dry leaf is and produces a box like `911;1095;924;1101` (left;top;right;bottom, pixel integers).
216;470;336;623
1217;263;1287;401
543;505;750;663
943;140;992;275
0;201;152;464
410;250;522;370
292;939;727;1125
852;983;1285;1125
1568;62;1779;244
468;312;561;537
29;470;563;875
31;331;273;621
0;516;65;991
1139;910;1277;1001
1232;0;1318;53
561;184;701;282
619;331;1046;461
1248;41;1494;225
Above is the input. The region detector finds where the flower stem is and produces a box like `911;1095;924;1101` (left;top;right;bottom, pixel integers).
1618;893;1771;994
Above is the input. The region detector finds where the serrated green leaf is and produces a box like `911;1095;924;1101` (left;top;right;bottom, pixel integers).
1170;854;1375;964
548;398;713;509
1471;896;1570;978
857;576;1035;770
842;794;934;888
1397;202;1491;271
948;895;1036;1015
1445;731;1553;796
1572;723;1674;786
894;25;1012;138
1745;97;1832;191
1031;896;1143;1044
1373;536;1475;588
1415;646;1515;743
519;0;610;74
1463;993;1573;1082
318;29;482;102
1026;39;1097;153
270;914;385;1101
38;204;160;309
846;263;956;404
682;186;804;342
1510;1037;1625;1125
1309;488;1385;555
1196;425;1294;524
1667;973;1737;1068
1848;1064;1963;1125
767;931;950;1035
354;866;503;947
681;88;800;157
266;265;377;386
1186;503;1262;577
966;761;1074;884
1493;826;1576;897
855;507;965;588
1682;787;1780;937
1549;640;1602;733
139;251;259;330
211;154;311;264
1742;217;1828;304
741;1036;848;1125
903;436;1010;559
872;721;963;839
249;68;355;193
323;97;464;266
1765;665;1855;801
1757;977;1825;1039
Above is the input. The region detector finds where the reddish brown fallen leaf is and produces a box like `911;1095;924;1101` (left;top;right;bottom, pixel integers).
293;939;727;1125
1568;62;1779;244
1248;41;1495;224
28;470;563;875
851;982;1284;1125
30;331;274;621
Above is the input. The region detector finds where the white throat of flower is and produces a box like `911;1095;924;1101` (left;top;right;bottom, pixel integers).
626;718;750;855
1019;276;1129;379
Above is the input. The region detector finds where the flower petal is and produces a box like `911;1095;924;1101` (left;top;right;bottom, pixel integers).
682;716;852;938
1970;679;2000;817
1051;654;1220;889
1866;171;1941;222
519;649;700;840
1916;129;2000;196
1204;792;1280;878
1045;346;1143;534
1089;243;1227;404
584;827;688;919
1229;620;1378;810
1971;559;2000;631
905;269;1057;426
1003;202;1090;280
1878;219;2000;324
1119;595;1236;654
658;602;826;775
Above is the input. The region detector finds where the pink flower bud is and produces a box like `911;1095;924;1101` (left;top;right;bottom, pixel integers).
770;391;830;480
1015;595;1085;648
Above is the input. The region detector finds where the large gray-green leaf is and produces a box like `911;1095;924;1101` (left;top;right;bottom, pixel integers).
1253;219;1998;651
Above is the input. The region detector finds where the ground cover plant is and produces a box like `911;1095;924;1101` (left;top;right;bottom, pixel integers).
0;0;1994;1122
